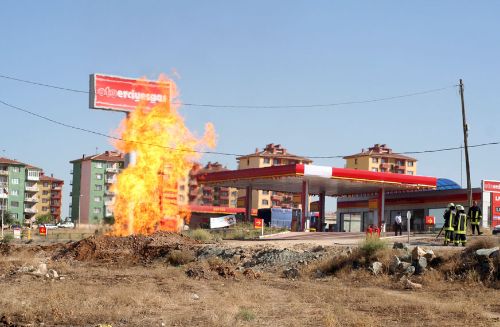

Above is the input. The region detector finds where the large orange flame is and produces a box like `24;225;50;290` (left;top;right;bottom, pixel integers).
111;76;216;235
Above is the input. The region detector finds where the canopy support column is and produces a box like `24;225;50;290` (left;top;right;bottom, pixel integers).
319;192;326;231
377;188;385;228
301;180;310;231
245;186;253;222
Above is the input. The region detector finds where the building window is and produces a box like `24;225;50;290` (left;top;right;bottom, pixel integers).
96;174;103;180
43;190;49;195
397;169;405;174
179;195;185;201
407;171;414;175
381;158;387;163
372;158;378;163
371;168;378;172
381;168;387;172
93;207;101;214
11;201;19;208
408;161;414;167
95;162;103;168
94;196;101;202
11;178;19;185
43;182;49;187
179;185;185;191
43;206;49;211
354;159;358;164
262;199;269;205
95;185;102;191
42;198;48;203
273;159;279;165
231;200;237;206
263;158;270;164
12;167;19;173
262;190;269;195
11;190;18;196
396;160;404;166
231;191;238;197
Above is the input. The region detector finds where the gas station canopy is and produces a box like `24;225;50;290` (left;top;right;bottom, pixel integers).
197;164;437;196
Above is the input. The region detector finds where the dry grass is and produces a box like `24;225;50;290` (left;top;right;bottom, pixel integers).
0;242;499;326
167;249;195;266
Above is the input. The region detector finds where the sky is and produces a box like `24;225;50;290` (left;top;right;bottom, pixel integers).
1;1;499;215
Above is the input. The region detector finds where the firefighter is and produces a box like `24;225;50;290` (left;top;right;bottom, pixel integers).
467;200;483;235
443;203;456;246
454;205;467;246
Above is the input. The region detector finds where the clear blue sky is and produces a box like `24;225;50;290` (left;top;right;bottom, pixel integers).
1;1;499;214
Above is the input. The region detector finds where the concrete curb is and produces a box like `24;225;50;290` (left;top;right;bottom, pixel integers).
259;231;291;239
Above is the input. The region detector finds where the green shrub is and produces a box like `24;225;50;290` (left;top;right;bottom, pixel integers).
1;233;14;243
359;237;386;259
236;308;256;322
189;229;213;242
167;250;195;266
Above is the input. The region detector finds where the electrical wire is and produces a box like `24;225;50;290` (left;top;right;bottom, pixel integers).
0;98;497;159
0;73;455;109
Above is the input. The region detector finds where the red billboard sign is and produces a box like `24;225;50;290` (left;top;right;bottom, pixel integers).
254;218;263;229
490;192;500;228
482;180;500;193
89;74;171;112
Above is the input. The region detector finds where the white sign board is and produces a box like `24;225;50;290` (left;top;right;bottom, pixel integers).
210;215;236;229
13;228;21;239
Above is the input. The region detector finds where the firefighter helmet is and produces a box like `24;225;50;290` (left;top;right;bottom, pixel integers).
456;205;464;211
447;203;455;209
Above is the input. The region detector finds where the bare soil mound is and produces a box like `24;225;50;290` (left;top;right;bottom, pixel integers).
53;231;199;264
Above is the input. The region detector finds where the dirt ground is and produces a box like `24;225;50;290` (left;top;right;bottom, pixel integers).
0;234;499;327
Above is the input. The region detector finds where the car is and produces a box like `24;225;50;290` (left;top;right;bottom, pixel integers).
493;225;500;235
44;224;58;230
57;221;75;228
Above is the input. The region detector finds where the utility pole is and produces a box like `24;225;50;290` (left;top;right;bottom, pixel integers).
459;79;472;209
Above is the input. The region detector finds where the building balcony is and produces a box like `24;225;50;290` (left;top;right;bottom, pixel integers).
105;178;117;184
0;170;8;176
24;196;39;202
380;163;391;169
395;165;406;170
25;185;38;192
52;185;62;190
104;200;114;206
24;208;38;214
104;190;115;195
0;193;7;199
26;175;40;181
105;211;113;217
0;205;7;210
105;167;120;173
51;193;62;199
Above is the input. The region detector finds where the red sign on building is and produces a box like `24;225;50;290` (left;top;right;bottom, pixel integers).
490;192;500;228
425;216;435;225
482;180;500;193
89;74;171;112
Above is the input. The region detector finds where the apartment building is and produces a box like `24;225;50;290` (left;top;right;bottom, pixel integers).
38;174;64;221
69;151;125;225
189;162;238;208
0;157;63;224
343;144;417;175
236;143;313;210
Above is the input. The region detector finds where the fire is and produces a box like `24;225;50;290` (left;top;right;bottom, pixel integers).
110;76;216;235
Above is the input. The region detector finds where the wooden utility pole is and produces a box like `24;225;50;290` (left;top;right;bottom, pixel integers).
459;79;472;208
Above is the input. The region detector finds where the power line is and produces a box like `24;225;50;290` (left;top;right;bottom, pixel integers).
0;99;244;157
0;73;455;109
0;98;497;159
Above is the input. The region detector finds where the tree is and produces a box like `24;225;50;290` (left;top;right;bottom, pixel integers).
1;210;17;227
35;213;54;225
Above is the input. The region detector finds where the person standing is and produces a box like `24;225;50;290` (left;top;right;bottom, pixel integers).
467;201;483;235
394;212;402;236
443;203;456;246
454;205;467;246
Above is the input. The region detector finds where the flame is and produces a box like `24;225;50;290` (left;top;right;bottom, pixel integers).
110;76;216;235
